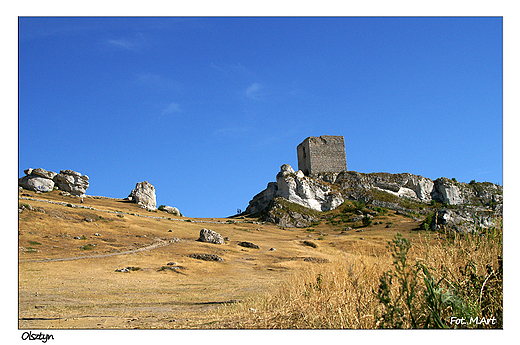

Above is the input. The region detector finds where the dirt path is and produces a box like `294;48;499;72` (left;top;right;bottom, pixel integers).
19;238;172;263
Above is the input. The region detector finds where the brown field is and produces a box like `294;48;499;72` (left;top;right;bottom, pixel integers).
18;189;486;329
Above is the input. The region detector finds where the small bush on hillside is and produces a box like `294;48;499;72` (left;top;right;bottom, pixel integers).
420;213;435;230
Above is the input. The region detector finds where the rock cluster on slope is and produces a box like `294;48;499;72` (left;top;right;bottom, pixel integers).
19;168;89;196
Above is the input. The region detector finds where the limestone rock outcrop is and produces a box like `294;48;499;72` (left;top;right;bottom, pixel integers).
338;172;437;203
276;164;344;212
127;181;157;211
244;182;278;215
264;197;320;228
431;178;464;205
53;170;89;197
244;164;502;231
429;207;500;233
19;168;89;196
337;172;502;206
245;164;344;216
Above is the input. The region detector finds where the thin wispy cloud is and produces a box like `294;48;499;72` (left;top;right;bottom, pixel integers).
161;102;182;116
106;33;145;51
107;38;135;50
245;83;265;100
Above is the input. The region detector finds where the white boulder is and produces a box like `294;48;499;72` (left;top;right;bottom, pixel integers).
128;181;157;211
160;205;182;216
198;228;224;244
18;175;55;193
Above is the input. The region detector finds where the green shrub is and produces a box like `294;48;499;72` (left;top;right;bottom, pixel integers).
420;213;435;231
352;201;365;211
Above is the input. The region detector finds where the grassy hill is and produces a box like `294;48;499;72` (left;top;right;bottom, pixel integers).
18;189;501;329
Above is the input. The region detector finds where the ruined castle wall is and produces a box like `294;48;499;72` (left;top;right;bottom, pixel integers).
297;139;312;175
297;135;347;175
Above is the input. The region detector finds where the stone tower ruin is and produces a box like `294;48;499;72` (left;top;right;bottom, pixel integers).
297;135;347;176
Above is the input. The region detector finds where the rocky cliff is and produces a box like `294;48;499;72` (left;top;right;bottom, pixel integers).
244;164;502;232
336;172;502;207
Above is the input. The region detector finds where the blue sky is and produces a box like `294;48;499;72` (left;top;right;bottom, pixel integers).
18;17;503;218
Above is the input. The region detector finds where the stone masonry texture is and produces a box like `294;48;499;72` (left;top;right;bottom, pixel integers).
297;135;347;175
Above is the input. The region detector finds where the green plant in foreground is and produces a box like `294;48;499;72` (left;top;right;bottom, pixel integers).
376;233;419;328
376;233;473;329
419;264;474;328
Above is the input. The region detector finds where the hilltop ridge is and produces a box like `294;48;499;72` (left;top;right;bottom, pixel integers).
244;164;502;233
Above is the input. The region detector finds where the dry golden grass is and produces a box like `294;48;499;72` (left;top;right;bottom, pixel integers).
19;189;500;329
205;222;502;329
